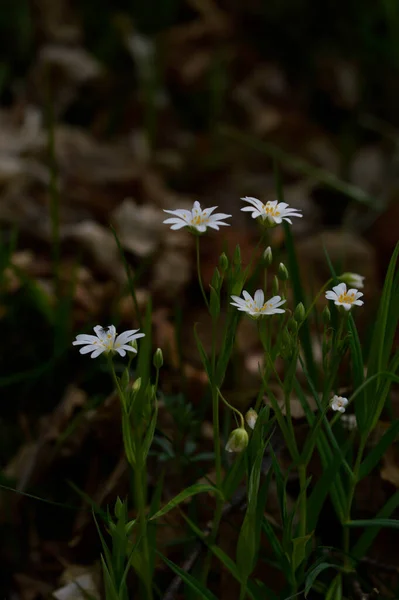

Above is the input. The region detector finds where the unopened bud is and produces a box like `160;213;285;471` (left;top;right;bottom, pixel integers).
132;377;142;392
114;497;124;519
130;339;138;353
278;262;289;281
219;252;229;272
338;272;365;289
225;427;249;453
294;302;306;323
272;275;279;296
322;306;331;325
233;245;241;267
153;348;163;370
263;246;273;267
245;408;258;430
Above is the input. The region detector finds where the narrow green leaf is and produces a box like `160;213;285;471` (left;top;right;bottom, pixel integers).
193;323;212;379
345;517;399;529
291;534;313;573
222;449;246;501
149;484;221;521
359;419;399;480
157;552;219;600
236;445;266;580
305;562;338;598
351;490;399;558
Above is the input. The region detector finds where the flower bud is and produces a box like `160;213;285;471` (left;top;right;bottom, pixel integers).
278;262;289;281
225;428;248;453
132;377;142;392
322;306;331;325
130;339;138;353
338;272;365;289
263;246;273;267
233;245;242;267
114;497;124;519
294;302;306;323
272;275;279;296
153;348;163;370
245;408;258;430
219;252;229;272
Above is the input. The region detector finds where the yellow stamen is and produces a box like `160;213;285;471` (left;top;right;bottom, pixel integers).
338;293;356;304
262;202;280;217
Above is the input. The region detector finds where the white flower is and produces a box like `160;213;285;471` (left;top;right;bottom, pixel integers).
325;282;364;311
230;289;286;318
241;197;302;225
163;201;231;233
338;272;365;289
73;325;145;359
225;428;249;453
331;395;348;413
245;408;258;430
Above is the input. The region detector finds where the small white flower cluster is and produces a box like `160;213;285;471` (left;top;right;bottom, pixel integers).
162;198;302;233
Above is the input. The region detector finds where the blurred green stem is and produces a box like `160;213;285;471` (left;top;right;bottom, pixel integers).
196;236;209;309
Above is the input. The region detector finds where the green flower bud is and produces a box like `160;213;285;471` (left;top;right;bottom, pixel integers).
278;262;289;281
263;246;273;267
322;306;331;325
114;497;124;519
132;377;142;392
225;427;249;453
153;348;163;370
211;267;222;292
233;245;242;267
219;252;229;272
272;275;279;296
294;302;306;323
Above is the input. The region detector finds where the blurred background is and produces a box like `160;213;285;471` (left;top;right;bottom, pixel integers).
1;0;399;598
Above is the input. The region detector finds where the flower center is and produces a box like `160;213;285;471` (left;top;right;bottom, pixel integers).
338;292;355;304
191;214;207;226
262;202;280;217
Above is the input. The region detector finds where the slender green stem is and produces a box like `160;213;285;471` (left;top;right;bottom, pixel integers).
217;388;244;428
299;278;334;331
196;236;209;309
343;436;366;571
298;464;307;538
134;457;153;600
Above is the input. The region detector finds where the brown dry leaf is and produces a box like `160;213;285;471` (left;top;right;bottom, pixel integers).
381;446;399;488
53;564;101;600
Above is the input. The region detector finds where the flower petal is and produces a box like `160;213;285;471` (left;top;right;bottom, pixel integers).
254;289;265;307
332;283;346;296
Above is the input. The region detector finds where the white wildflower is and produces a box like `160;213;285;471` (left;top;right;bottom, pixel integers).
225;428;249;453
331;395;348;413
163;201;231;233
245;408;258;430
230;289;286;318
241;197;302;225
325;282;364;311
339;273;365;289
73;325;145;359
